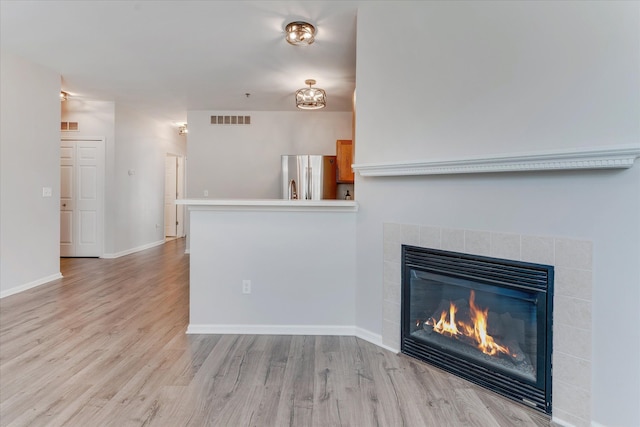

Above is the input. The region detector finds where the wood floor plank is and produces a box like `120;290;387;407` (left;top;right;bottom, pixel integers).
273;335;316;427
162;334;223;387
5;382;92;427
206;335;274;427
312;335;346;426
0;238;552;427
371;342;432;426
452;388;502;427
243;335;291;427
341;337;383;427
475;386;552;427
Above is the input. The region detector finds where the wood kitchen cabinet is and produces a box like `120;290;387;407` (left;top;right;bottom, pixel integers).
336;139;354;183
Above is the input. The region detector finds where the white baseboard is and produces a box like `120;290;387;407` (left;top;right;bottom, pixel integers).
0;272;63;299
354;327;382;346
551;415;581;427
185;324;401;354
186;324;356;336
102;239;165;259
354;327;399;353
551;417;571;427
551;416;612;427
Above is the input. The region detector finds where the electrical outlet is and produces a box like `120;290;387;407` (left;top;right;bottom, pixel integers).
242;280;251;294
203;189;209;197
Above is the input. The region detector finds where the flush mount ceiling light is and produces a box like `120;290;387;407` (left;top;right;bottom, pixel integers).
60;91;68;101
295;79;326;110
285;21;316;46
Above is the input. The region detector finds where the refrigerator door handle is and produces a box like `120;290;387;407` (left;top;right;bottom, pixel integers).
288;179;298;199
306;165;312;199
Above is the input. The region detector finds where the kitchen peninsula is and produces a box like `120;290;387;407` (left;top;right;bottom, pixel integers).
177;199;359;336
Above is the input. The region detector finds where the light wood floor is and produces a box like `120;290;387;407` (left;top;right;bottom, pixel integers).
0;238;551;427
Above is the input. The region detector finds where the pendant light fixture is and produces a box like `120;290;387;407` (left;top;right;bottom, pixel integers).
285;21;316;46
295;79;326;110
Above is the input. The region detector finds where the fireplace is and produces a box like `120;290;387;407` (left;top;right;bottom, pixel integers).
401;245;553;414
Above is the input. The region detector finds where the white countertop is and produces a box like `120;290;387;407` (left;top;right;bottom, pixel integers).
176;199;358;212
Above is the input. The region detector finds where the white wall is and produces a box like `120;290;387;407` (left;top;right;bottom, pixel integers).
110;105;186;255
0;51;62;296
189;208;356;332
356;1;639;164
355;2;639;427
186;111;352;199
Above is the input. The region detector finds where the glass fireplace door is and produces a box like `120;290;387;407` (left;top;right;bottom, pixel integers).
407;270;543;385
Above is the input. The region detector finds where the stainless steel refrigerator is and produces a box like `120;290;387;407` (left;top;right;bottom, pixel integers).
281;155;337;200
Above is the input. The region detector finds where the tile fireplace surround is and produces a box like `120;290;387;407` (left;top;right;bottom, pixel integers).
382;223;593;427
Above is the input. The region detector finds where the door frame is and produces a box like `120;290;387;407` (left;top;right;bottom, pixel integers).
164;153;186;238
60;136;105;257
176;155;185;237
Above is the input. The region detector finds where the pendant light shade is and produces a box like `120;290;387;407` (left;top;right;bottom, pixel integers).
295;79;326;110
285;21;316;46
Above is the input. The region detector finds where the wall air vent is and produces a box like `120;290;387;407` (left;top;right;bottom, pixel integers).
210;115;250;125
61;121;79;131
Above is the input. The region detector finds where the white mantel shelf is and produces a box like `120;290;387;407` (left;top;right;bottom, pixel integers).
177;199;359;213
352;145;640;177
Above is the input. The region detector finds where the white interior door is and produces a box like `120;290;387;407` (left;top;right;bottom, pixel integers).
164;155;177;237
60;138;104;257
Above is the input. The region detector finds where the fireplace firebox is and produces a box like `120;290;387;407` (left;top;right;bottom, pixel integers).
401;245;553;414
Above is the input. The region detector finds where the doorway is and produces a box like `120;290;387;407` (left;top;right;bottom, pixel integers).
60;137;105;257
164;154;184;239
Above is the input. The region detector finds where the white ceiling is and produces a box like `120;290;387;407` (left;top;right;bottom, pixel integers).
0;1;359;122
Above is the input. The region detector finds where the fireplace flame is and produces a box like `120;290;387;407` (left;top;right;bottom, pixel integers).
430;300;460;336
428;290;514;357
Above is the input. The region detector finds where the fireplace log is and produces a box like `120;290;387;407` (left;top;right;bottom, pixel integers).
498;313;528;364
502;338;527;364
454;299;471;324
487;311;505;338
430;299;453;318
501;313;526;347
